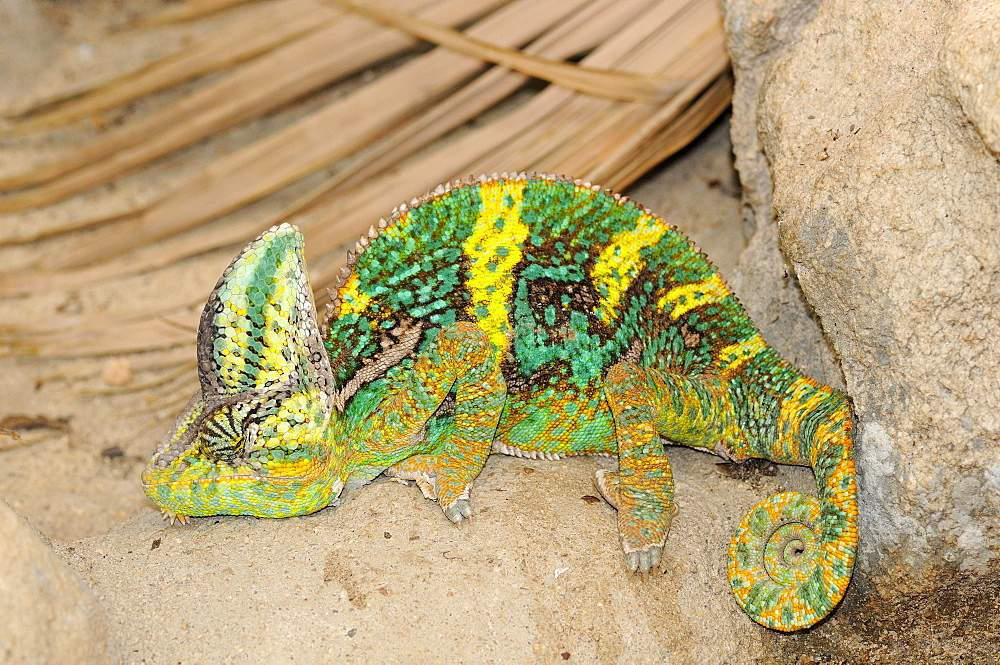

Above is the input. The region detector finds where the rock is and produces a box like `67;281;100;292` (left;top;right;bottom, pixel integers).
0;497;112;664
942;1;1000;155
721;0;1000;583
64;453;813;663
721;0;842;387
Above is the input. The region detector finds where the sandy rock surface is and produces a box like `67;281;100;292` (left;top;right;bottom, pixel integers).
0;497;112;664
63;451;808;663
943;1;1000;156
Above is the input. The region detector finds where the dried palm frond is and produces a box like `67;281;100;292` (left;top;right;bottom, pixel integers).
132;0;258;26
0;0;505;204
0;0;731;363
331;0;683;103
5;0;338;133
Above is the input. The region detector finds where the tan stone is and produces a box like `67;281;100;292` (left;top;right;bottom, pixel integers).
0;498;112;664
722;0;1000;580
943;1;1000;156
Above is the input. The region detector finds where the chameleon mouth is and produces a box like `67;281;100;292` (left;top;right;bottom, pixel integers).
141;449;327;487
141;470;314;488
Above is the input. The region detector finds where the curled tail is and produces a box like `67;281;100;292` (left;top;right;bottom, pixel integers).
727;379;858;631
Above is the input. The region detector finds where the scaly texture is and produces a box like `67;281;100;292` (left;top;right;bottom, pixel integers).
142;173;857;631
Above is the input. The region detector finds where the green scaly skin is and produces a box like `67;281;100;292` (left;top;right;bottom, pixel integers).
142;172;857;631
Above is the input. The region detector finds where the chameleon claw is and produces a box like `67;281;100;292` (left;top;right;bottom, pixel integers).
626;551;640;574
160;508;190;525
443;499;473;524
649;546;663;571
625;547;663;577
640;551;653;576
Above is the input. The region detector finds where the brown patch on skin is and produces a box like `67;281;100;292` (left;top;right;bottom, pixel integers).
375;315;424;353
622;338;644;365
527;276;602;330
503;273;610;395
434;393;456;417
503;359;567;395
332;317;424;410
762;565;1000;664
680;323;701;350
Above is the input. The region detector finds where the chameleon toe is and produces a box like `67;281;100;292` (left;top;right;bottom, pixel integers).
626;551;640;574
648;545;663;571
160;508;190;525
630;548;661;577
443;499;473;523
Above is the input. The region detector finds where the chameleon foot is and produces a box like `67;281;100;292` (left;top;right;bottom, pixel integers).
594;468;674;575
160;508;190;525
386;454;475;524
625;546;663;577
443;498;473;523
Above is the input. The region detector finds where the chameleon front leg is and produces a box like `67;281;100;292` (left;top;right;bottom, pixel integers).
598;362;740;574
370;322;506;522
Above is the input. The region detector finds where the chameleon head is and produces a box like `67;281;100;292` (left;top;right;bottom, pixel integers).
142;224;343;518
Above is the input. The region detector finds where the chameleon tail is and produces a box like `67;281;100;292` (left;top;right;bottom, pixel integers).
726;382;858;631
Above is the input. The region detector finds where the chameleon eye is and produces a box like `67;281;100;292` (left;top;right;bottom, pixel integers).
198;404;254;464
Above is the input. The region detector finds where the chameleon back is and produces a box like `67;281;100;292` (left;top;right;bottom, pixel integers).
326;174;759;454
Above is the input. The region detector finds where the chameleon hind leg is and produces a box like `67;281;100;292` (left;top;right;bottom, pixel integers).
598;362;740;575
375;322;506;523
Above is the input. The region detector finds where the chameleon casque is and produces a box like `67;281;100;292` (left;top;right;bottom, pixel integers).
142;172;857;631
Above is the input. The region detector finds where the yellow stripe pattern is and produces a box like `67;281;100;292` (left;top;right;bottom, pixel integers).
463;180;529;356
590;213;669;322
338;273;372;316
776;375;827;462
716;334;767;375
657;274;730;319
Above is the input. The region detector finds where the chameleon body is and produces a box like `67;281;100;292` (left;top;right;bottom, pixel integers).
142;173;857;631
